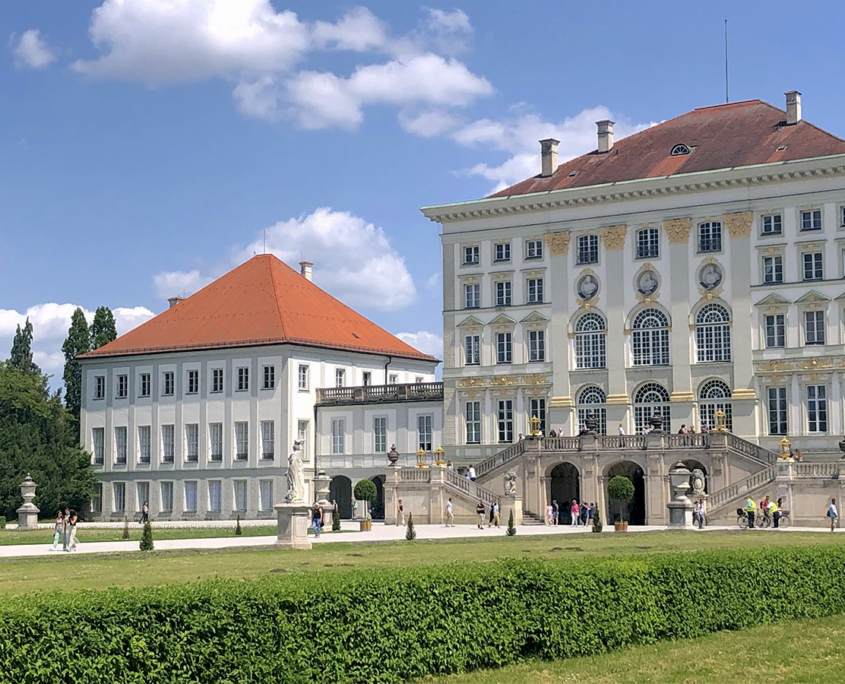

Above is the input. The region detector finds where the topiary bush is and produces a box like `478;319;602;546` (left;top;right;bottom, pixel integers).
592;507;603;533
608;475;635;522
0;516;6;530
405;513;416;540
332;505;341;532
506;509;516;536
235;516;242;536
139;521;153;552
353;480;377;520
121;517;130;540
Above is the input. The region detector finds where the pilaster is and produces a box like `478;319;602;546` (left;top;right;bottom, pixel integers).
546;231;573;433
664;218;693;411
603;225;628;401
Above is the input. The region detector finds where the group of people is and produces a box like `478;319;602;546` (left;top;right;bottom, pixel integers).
546;499;595;526
743;495;784;528
472;499;500;529
692;500;707;529
51;508;78;552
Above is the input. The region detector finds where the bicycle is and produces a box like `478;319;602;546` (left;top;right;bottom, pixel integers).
736;508;761;528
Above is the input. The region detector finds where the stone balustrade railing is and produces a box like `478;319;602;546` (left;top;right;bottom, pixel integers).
316;382;443;406
708;465;778;511
443;468;500;503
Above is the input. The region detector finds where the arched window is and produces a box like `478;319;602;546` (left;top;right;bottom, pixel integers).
577;386;607;435
633;382;671;433
575;313;606;369
670;144;691;156
699;379;732;432
695;304;731;362
631;309;670;366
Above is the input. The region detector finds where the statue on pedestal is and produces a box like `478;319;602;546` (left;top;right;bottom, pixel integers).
503;471;517;497
285;440;305;503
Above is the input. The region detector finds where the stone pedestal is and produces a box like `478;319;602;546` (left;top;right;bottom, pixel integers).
313;470;334;527
274;503;312;550
667;462;694;529
667;500;694;528
500;494;523;526
16;474;40;530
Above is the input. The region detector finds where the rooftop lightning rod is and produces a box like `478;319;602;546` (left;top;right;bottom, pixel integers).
724;18;729;103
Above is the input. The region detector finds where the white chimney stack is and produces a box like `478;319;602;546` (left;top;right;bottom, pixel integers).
785;90;802;125
167;295;186;308
539;138;559;177
596;120;615;153
299;261;313;281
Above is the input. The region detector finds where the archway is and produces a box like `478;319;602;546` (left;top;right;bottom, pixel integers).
370;475;386;520
329;475;352;519
605;462;646;525
682;460;708;494
549;463;580;524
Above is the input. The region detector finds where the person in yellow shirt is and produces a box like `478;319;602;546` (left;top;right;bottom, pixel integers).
768;498;780;528
745;497;756;529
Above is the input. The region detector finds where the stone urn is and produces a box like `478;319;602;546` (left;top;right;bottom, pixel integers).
649;411;664;433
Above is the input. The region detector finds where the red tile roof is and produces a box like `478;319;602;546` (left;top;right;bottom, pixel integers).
489;100;845;199
81;255;437;362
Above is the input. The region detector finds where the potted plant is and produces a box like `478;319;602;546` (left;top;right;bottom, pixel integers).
607;475;634;532
353;480;377;531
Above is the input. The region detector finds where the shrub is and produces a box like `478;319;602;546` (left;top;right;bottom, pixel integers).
0;516;6;530
332;505;341;532
592;508;603;533
353;480;377;520
2;547;845;683
121;518;130;540
405;513;416;540
235;516;242;536
608;475;635;522
506;509;516;536
139;521;153;552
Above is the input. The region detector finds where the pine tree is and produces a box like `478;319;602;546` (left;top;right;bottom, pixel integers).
405;513;416;540
62;308;91;418
332;505;341;531
90;307;118;350
592;508;603;534
122;518;130;540
506;509;517;536
9;318;39;373
140;520;154;551
235;515;242;535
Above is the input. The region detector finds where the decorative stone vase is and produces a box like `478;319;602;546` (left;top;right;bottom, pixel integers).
648;411;663;433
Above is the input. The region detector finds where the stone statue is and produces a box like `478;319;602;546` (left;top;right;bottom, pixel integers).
700;264;722;290
637;270;658;295
285;440;305;503
503;471;517;496
578;274;599;300
690;469;706;497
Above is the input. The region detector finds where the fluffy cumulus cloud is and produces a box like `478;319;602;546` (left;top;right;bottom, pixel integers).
153;269;213;299
11;29;56;69
395;330;442;360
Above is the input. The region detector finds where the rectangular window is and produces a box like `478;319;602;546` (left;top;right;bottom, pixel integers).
262;365;275;389
388;374;398;384
805;310;825;345
495;280;512;307
374;416;387;453
463;245;479;265
841;206;845;228
803;252;823;281
185;424;199;462
331;418;345;454
577;235;599;264
525;239;543;259
113;483;125;512
115;427;127;464
298;364;309;390
261;420;275;459
92;427;105;464
496;332;512;364
234;480;247;511
139;373;150;397
464;334;480;365
529;398;547;437
335;368;345;387
528;330;545;362
297;420;309;459
237;367;249;391
138;426;151;464
209;422;223;461
162;371;174;396
464;283;481;309
184;482;197;512
465;401;481;444
418;414;433;451
808;385;828;433
160;482;173;512
765;314;785;348
211;368;223;393
363;371;372;386
526;278;543;304
95;376;105;400
761;214;782;235
763;255;783;284
259;480;273;511
136;482;149;512
801;209;822;231
116;374;128;398
235;421;249;460
91;483;103;513
208;481;222;512
768;387;787;435
494;242;511;262
497;400;514;443
698;221;722;253
161;425;174;463
186;369;199;394
636;227;659;259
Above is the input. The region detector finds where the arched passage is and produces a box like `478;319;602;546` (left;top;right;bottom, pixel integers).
329;475;352;519
549;462;580;524
605;462;646;525
370;475;386;520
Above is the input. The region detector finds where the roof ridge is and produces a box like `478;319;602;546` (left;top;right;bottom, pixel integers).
693;99;763;112
266;256;288;341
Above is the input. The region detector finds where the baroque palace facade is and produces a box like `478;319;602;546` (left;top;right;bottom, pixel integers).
423;92;845;463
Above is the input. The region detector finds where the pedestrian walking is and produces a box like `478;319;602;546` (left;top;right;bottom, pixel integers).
618;423;625;435
467;465;477;482
67;511;79;551
311;503;322;537
580;501;588;526
698;500;706;528
140;500;149;524
51;509;63;551
828;498;838;532
446;460;454;471
552;499;559;526
62;507;70;551
489;499;496;526
445;498;454;527
588;503;595;524
693;501;702;529
396;499;405;526
546;502;554;525
489;501;500;528
570;500;579;527
476;500;486;529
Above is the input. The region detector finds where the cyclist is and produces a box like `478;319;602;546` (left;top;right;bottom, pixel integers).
744;497;756;529
768;497;780;528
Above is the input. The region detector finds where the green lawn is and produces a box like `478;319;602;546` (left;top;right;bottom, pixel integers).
426;612;845;684
0;525;277;545
0;529;843;597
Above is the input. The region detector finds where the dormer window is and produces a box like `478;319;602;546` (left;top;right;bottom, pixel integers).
670;144;691;156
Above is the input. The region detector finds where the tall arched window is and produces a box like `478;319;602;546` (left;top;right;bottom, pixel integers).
631;309;670;366
699;379;732;432
695;304;731;362
577;386;607;435
633;383;671;433
575;313;606;369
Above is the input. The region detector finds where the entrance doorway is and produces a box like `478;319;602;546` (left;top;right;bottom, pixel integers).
550;462;580;524
370;475;386;520
329;475;352;519
605;462;646;525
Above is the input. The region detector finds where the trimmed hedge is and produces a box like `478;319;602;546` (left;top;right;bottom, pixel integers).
2;547;845;683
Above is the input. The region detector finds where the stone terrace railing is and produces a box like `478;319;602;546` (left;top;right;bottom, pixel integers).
725;433;778;465
794;462;839;478
475;441;526;478
316;382;443;406
399;468;433;483
444;468;500;503
708;465;778;512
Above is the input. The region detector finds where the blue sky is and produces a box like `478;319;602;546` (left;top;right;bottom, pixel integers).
3;0;845;382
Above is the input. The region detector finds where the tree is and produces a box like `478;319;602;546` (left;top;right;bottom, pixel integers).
608;475;635;523
506;509;517;536
140;520;154;551
122;518;130;540
9;318;39;374
405;513;416;540
592;507;603;533
332;505;341;531
353;480;377;521
235;515;242;535
90;307;117;350
62;308;91;419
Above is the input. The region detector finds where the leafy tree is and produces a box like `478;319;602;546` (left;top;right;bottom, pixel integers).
9;318;39;374
89;307;117;350
62;308;91;418
405;513;416;540
140;521;154;551
353;480;377;521
506;509;516;536
332;505;341;531
592;507;603;533
0;362;96;520
608;475;635;523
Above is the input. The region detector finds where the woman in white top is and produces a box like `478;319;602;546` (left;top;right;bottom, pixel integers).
546;502;554;526
51;509;64;551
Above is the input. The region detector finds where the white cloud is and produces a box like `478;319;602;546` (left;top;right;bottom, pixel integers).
398;109;459;137
312;7;388;52
395;330;442;360
426;272;442;296
12;29;56;69
153;270;213;299
426;8;472;34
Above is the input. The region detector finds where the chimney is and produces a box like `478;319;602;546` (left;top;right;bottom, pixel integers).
539;138;559;177
167;295;186;308
299;260;313;281
785;90;802;125
596;120;615;153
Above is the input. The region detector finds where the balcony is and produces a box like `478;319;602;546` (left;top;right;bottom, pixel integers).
316;382;443;406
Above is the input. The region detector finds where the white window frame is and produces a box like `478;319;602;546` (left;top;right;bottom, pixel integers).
526;277;544;304
373;416;387;453
95;376;105;400
112;482;126;512
494;242;511;263
297;420;309;459
804;310;825;345
496;332;512;364
694;304;731;363
464;283;480;309
335;368;346;388
185;424;199;462
184;481;198;512
162;371;174;396
259;480;274;511
116;374;128;399
160;482;173;512
495;280;512;307
528;329;545;362
211;368;223;393
331;418;345;455
260;420;275;459
807;385;828;433
418;414;433;451
631;309;670;366
761;213;783;236
115;426;127;464
92;427;105;465
138;425;151;464
262;365;275;389
298;364;309;390
209;423;223;461
764;313;785;348
762;255;783;284
636;227;659;259
800;208;822;232
161;424;174;463
463;245;479;265
465;401;481;444
577;235;599;264
237;367;249;391
529;397;547;436
497;400;514;443
697;221;722;253
768;386;788;435
803;251;823;281
139;373;151;398
208;481;222;512
233;480;248;512
575;313;606;369
464;334;480;366
525;239;543;260
235;421;249;460
186;369;199;395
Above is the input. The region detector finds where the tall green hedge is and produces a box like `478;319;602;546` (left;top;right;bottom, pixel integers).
2;547;845;683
